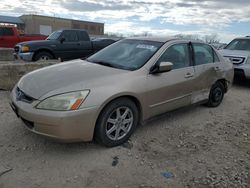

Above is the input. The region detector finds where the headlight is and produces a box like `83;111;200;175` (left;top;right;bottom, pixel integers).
21;46;30;52
36;90;90;111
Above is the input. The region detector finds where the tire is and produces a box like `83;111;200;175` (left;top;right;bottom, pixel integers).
34;51;53;61
207;82;225;107
95;98;139;147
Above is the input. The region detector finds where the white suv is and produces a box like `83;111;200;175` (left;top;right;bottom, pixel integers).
219;37;250;79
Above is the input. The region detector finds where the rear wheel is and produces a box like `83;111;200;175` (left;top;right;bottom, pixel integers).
207;82;225;107
34;51;53;61
95;98;139;147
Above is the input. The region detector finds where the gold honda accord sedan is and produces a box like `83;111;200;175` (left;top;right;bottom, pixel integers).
10;37;234;147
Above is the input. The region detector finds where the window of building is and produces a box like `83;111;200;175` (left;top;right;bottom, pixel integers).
90;26;96;31
100;27;103;33
84;25;88;30
73;24;80;29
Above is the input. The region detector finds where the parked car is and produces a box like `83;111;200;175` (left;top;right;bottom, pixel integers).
13;29;116;62
0;26;47;48
10;37;233;147
219;36;250;79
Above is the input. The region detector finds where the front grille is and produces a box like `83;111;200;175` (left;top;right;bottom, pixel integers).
224;56;245;65
234;68;245;77
14;46;20;53
16;87;34;103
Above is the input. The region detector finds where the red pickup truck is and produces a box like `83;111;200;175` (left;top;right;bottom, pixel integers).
0;26;47;48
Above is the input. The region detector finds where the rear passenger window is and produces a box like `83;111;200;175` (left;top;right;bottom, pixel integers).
79;31;90;41
157;43;190;70
193;43;214;65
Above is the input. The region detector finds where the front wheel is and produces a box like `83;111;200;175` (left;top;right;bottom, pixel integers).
207;82;225;107
34;51;53;61
95;98;139;147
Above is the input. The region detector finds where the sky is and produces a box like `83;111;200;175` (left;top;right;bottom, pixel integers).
1;0;250;43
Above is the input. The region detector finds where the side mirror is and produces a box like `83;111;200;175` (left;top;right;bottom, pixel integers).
150;62;173;74
60;37;65;43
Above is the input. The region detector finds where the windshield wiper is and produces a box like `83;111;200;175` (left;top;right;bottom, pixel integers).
85;59;133;71
95;61;115;68
87;60;117;68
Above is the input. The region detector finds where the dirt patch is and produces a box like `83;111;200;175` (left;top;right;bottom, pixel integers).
0;81;249;188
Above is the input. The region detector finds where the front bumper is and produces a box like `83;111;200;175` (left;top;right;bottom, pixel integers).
234;63;250;79
13;52;34;62
10;88;99;142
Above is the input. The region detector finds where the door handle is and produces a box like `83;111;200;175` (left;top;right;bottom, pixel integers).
185;72;194;78
77;43;81;46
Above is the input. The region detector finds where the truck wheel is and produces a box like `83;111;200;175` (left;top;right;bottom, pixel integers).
206;82;225;107
95;98;139;147
34;52;53;61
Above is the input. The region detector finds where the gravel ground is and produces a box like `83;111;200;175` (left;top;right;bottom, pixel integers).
0;79;250;188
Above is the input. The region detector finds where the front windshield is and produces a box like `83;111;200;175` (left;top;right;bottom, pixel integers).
87;39;163;71
47;31;62;40
225;39;250;51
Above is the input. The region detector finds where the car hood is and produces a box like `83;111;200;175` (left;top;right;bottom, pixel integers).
219;49;250;57
17;59;128;99
17;39;55;46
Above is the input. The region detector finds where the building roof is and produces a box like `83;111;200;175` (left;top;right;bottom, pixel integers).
21;14;104;25
0;15;24;24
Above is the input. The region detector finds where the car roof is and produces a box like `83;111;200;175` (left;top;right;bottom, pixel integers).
126;37;206;44
127;37;177;43
57;29;88;32
233;36;250;40
93;38;116;40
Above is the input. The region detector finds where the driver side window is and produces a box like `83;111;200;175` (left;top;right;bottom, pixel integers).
157;43;190;70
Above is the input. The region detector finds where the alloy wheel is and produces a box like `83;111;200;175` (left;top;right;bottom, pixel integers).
105;106;134;141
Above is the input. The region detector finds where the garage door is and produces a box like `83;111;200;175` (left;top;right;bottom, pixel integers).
39;25;52;35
